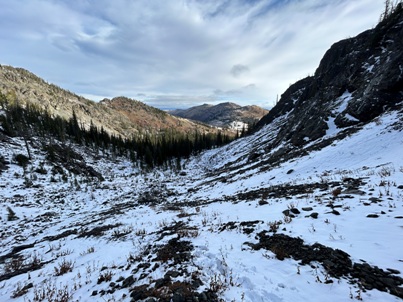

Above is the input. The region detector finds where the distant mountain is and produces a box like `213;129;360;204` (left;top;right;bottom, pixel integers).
0;65;221;139
99;97;213;136
170;102;269;130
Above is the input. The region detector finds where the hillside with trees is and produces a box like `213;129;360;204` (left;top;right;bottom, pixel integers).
0;92;234;170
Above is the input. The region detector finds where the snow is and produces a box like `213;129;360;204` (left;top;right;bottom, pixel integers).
228;121;248;131
0;108;403;301
325;91;360;137
334;91;352;114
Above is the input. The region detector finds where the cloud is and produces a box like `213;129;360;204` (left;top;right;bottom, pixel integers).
230;64;250;78
0;0;384;108
144;94;216;109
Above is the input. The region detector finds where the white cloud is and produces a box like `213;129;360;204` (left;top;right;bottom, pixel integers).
0;0;384;108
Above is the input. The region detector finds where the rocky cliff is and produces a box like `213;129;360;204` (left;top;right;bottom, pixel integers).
256;4;403;148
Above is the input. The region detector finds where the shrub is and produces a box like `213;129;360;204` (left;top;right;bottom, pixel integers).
54;259;74;276
4;256;24;273
268;220;282;233
35;166;47;175
7;206;18;221
332;187;342;198
13;154;30;167
97;270;113;284
33;280;72;302
11;282;33;298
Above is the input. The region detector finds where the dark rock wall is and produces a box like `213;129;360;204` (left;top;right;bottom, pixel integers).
256;5;403;147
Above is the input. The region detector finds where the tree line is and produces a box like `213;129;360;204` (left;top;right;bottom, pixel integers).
0;93;234;169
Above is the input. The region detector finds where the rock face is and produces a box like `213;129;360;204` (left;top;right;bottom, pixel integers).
170;102;269;129
256;4;403;147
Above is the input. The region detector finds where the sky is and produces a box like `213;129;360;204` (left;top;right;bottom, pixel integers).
0;0;384;109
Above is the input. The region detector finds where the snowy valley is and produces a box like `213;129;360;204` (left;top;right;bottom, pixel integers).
1;3;403;302
0;105;402;302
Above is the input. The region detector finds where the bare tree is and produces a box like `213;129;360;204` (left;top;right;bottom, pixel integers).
380;0;402;22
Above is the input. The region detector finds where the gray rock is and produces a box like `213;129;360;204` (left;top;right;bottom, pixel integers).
310;212;319;219
122;275;135;288
290;208;300;215
165;270;180;278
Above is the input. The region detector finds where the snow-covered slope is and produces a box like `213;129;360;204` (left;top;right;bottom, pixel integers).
1;105;402;301
1;5;403;302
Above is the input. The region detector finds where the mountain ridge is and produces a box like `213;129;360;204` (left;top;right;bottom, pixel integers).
0;65;224;139
170;102;269;130
255;4;403;149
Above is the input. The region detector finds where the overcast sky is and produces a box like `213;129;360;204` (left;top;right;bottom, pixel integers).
0;0;384;109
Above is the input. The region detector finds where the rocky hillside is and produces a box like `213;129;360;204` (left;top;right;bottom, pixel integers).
255;4;403;149
170;102;268;130
186;4;403;190
99;97;217;136
0;65;220;139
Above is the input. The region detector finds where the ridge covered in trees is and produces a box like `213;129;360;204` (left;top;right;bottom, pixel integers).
0;92;234;170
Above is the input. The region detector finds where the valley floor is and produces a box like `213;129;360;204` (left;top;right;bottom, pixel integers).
1;111;403;301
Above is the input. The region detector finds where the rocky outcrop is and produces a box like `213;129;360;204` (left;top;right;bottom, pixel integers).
256;4;403;147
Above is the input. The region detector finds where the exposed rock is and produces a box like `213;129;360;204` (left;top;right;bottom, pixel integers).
220;220;263;234
245;232;403;298
122;275;135;288
254;4;403;159
290;208;301;215
282;209;295;218
155;238;193;264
